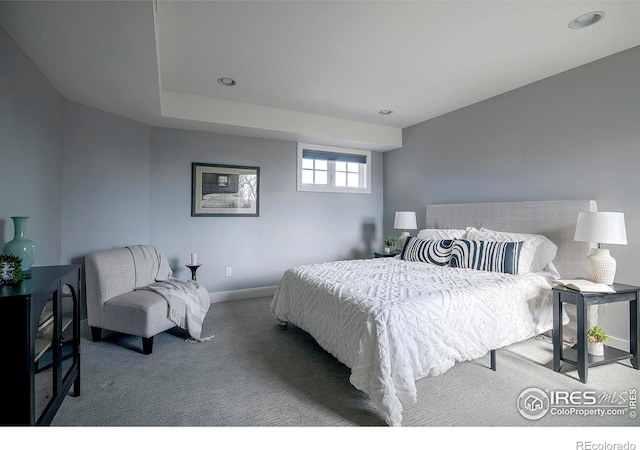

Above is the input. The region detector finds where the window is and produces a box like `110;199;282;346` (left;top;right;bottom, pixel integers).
297;143;371;194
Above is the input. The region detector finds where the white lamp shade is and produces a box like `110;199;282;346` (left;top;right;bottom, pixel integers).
574;212;627;245
394;211;417;230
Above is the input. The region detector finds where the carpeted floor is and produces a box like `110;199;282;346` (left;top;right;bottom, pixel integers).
50;297;638;429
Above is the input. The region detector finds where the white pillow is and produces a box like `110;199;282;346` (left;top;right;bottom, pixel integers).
417;228;467;240
545;261;561;279
466;227;557;275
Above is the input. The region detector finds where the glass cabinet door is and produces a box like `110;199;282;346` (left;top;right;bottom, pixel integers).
33;281;78;423
60;283;78;390
33;287;56;422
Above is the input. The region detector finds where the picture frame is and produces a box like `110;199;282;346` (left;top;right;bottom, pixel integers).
191;162;260;217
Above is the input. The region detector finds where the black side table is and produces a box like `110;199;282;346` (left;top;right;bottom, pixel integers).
374;251;400;258
552;283;639;383
185;264;202;281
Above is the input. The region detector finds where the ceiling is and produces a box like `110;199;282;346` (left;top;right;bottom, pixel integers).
1;1;639;151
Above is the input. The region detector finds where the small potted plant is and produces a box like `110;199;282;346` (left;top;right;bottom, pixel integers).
383;236;398;254
587;326;610;356
0;254;24;285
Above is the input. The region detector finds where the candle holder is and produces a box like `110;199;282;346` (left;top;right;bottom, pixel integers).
185;264;202;281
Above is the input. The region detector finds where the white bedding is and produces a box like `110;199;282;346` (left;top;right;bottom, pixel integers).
270;257;559;426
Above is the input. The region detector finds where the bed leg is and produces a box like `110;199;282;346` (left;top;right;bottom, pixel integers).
490;350;496;371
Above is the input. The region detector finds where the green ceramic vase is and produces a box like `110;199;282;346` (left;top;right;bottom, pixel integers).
2;216;37;271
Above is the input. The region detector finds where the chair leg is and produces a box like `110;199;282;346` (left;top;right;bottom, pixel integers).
91;326;102;342
142;336;154;355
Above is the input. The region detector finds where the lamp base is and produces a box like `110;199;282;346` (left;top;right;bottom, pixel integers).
396;232;410;252
586;248;616;285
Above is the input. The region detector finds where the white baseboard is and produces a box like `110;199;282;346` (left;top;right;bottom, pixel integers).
607;335;630;352
208;285;278;304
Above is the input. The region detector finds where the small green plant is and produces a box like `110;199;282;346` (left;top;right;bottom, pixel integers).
383;236;397;247
587;326;610;343
0;254;24;285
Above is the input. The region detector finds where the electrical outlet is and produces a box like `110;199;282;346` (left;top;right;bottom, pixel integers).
225;267;232;277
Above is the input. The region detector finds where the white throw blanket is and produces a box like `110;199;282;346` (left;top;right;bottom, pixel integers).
127;244;173;286
127;245;213;342
144;279;213;342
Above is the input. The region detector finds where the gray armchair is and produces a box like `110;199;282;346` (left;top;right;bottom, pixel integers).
84;247;176;354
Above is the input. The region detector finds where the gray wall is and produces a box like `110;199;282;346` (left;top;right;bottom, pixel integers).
57;103;384;296
61;102;151;264
0;28;65;266
383;46;640;344
149;128;384;292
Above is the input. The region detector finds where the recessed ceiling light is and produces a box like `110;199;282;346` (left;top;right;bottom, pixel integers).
217;77;236;87
569;11;605;29
378;109;393;115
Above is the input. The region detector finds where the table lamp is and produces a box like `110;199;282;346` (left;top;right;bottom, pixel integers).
394;211;417;251
574;211;627;285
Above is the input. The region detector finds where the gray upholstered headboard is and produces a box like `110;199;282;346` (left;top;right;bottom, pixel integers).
425;200;597;278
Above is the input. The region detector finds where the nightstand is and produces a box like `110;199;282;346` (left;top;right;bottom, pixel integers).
374;251;400;258
552;283;639;383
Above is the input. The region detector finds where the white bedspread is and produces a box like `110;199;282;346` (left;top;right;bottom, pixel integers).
270;258;557;426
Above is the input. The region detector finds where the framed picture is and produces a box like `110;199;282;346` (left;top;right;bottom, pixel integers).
192;162;260;217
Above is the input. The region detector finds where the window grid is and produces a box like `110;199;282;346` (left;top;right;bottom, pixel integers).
302;159;328;185
335;161;361;188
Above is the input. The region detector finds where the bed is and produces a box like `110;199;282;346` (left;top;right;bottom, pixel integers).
270;200;597;426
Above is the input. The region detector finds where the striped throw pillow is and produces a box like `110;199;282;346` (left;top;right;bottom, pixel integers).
400;237;455;266
449;240;524;274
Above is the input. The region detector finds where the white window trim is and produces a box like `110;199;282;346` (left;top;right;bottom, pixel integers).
296;143;371;194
